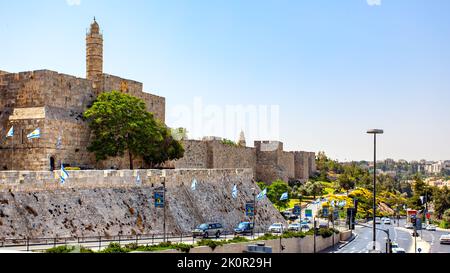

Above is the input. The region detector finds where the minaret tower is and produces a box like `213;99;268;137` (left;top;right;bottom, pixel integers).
86;17;103;91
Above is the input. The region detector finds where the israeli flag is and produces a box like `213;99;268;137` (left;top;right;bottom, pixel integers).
60;165;69;185
56;135;62;149
27;128;41;139
191;178;197;191
280;192;289;201
6;126;14;138
232;185;238;199
136;174;142;186
256;188;267;201
340;201;347;207
420;196;425;204
331;200;335;207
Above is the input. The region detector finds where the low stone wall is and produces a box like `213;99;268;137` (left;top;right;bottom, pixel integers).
157;233;342;253
0;169;286;239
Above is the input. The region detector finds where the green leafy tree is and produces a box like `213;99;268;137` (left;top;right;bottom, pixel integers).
433;186;450;219
304;180;324;200
337;173;356;196
84;91;184;169
266;179;291;210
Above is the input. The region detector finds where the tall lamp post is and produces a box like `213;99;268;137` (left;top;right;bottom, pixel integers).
367;129;384;252
251;187;257;237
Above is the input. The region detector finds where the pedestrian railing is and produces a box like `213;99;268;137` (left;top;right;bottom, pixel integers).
0;230;269;252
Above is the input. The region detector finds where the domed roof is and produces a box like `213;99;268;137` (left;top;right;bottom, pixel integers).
90;17;100;34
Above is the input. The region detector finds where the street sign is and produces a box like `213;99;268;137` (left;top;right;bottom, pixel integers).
323;207;329;218
154;191;164;208
305;209;313;218
293;205;301;216
246;202;255;217
333;210;339;220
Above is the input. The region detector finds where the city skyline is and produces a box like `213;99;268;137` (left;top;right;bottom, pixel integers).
1;0;450;162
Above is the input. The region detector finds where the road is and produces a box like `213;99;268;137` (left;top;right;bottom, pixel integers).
332;218;450;253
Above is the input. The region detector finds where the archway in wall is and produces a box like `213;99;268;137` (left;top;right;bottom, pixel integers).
50;156;55;171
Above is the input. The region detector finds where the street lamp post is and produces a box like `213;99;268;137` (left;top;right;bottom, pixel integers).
162;177;167;243
367;129;384;252
251;187;257;237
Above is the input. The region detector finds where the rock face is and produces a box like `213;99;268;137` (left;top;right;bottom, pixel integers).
0;169;286;239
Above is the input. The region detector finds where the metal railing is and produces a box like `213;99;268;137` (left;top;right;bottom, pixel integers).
0;230;270;252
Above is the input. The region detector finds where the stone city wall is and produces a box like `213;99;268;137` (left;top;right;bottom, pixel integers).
0;169;286;239
102;74;165;122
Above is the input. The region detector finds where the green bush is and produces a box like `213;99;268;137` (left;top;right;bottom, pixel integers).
317;228;334;238
197;239;225;250
256;233;280;241
439;221;449;229
227;236;250;244
99;242;131;253
281;231;306;239
46;246;75;253
174;243;193;253
45;245;94;253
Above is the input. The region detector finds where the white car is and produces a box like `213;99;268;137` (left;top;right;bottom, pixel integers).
375;217;382;224
426;225;437;231
392;248;406;253
439;234;450;245
288;223;302;232
383;218;391;225
268;223;286;233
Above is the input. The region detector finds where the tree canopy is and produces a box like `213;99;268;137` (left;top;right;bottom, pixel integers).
84;90;184;169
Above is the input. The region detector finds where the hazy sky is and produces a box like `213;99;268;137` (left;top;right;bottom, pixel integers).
1;0;449;162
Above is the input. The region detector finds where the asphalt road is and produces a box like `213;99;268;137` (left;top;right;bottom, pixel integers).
333;219;450;253
334;219;413;253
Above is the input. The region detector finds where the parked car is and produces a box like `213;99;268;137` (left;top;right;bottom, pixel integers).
234;222;254;236
288;223;302;232
193;223;224;239
268;223;286;233
392;248;406;253
288;214;299;221
383;218;391;225
302;217;312;223
375;217;382;224
426;225;437;231
439;234;450;245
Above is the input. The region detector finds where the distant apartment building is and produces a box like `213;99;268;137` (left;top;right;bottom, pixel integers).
424;161;445;175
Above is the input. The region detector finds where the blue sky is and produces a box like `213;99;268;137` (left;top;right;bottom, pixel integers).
1;0;450;161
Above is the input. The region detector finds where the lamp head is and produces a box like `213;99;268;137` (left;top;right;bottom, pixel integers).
367;129;384;134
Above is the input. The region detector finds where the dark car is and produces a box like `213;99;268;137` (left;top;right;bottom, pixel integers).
234;222;254;236
192;223;224;239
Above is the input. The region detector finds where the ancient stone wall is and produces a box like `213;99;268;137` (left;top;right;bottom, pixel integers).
0;169;286;239
172;140;209;169
102;74;165;122
206;141;257;177
294;151;310;181
279;152;295;181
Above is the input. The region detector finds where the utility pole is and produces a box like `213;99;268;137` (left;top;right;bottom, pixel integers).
367;129;384;252
313;217;317;254
162;177;167;243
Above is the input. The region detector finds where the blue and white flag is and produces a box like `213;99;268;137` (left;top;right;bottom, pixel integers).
280;192;289;201
27;128;41;139
331;200;335;207
256;188;267;201
339;201;347;207
191;178;197;191
232;185;238;199
136;174;142;186
56;135;62;149
6;126;14;138
60;164;69;185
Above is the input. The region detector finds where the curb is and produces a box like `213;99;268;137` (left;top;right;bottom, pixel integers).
338;233;358;249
